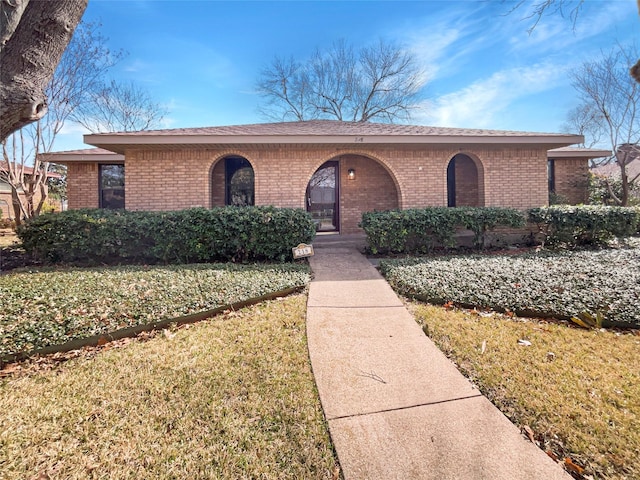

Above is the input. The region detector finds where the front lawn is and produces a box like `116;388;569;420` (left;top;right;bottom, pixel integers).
409;304;640;480
380;245;640;328
0;294;339;479
1;263;310;357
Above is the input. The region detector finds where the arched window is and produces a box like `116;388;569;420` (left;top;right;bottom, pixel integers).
447;154;480;207
225;157;254;206
211;156;255;207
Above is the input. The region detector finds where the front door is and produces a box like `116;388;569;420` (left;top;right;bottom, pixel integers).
307;161;339;232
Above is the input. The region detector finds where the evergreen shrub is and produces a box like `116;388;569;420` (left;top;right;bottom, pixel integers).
17;207;315;264
360;207;525;254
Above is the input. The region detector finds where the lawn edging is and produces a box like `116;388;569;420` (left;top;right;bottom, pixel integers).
1;285;305;365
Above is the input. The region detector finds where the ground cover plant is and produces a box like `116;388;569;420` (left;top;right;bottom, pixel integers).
0;263;310;358
409;303;640;480
380;245;640;328
0;294;340;480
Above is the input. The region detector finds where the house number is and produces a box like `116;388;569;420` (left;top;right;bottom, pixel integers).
354;137;364;142
292;243;314;259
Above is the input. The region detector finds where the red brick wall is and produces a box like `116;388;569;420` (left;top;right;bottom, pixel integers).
66;144;550;233
67;163;99;209
339;154;399;233
210;158;226;206
552;157;589;204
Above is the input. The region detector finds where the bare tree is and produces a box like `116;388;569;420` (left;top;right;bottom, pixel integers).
509;0;584;34
0;0;87;141
0;21;125;224
568;44;640;206
257;39;425;123
561;103;604;148
71;80;167;133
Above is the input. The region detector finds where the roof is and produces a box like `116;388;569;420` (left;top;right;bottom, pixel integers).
38;147;125;163
0;161;62;178
592;157;640;179
547;146;612;159
83;120;583;154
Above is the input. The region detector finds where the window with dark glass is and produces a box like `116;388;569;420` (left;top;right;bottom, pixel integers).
447;158;456;207
548;159;556;193
99;164;125;209
225;157;254;206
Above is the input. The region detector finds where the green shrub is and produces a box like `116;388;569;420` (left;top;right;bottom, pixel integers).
17;207;315;264
528;205;640;247
360;207;525;254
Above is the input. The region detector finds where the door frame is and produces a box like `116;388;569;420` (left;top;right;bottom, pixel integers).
306;160;340;233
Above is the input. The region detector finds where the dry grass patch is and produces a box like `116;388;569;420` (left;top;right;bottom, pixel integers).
0;294;339;480
0;228;18;248
409;303;640;480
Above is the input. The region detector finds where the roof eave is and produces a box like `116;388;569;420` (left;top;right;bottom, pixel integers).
85;133;584;151
548;149;611;159
39;152;125;163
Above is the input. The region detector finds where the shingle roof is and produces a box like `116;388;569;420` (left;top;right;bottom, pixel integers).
89;120;576;138
38;148;124;163
592;158;640;179
82;120;584;154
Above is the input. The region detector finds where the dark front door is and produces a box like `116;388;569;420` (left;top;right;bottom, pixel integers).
307;161;339;232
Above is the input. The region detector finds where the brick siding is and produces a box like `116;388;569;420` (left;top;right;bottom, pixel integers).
552;157;589;204
66;163;99;209
65;144;550;233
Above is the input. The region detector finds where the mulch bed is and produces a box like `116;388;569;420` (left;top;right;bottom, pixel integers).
0;246;42;272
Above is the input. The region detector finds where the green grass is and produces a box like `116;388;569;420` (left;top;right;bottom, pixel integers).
380;245;640;327
409;303;640;480
0;294;339;480
1;263;310;357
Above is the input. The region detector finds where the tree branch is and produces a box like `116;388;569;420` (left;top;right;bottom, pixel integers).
0;0;87;141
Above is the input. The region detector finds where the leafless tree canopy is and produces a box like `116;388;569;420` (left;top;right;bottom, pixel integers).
257;39;425;123
1;20;166;223
568;44;640;205
561;104;604;148
509;0;584;34
0;0;88;141
71;80;167;133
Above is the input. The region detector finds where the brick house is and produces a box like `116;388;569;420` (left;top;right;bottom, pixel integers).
0;163;62;220
42;120;604;234
547;147;611;205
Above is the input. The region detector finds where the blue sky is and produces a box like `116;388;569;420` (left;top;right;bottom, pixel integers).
56;0;639;151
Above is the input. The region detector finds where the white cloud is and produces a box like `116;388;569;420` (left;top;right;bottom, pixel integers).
417;62;567;128
398;4;494;81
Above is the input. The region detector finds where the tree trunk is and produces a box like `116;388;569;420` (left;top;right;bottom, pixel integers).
0;0;88;141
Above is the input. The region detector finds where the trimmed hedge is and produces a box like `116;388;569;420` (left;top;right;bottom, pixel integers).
360;207;526;254
17;207;316;264
529;205;640;246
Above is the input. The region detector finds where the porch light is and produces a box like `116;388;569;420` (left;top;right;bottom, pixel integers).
347;168;356;180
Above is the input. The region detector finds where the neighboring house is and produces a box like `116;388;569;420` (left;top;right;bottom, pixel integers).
42;120;601;234
0;163;62;220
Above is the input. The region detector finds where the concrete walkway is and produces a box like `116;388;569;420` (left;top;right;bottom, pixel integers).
306;245;570;480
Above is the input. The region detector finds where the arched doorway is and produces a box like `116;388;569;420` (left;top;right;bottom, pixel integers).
307;161;338;232
210;156;255;207
447;154;481;207
306;154;400;234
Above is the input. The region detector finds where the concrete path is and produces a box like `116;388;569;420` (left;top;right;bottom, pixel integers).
306;245;570;480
